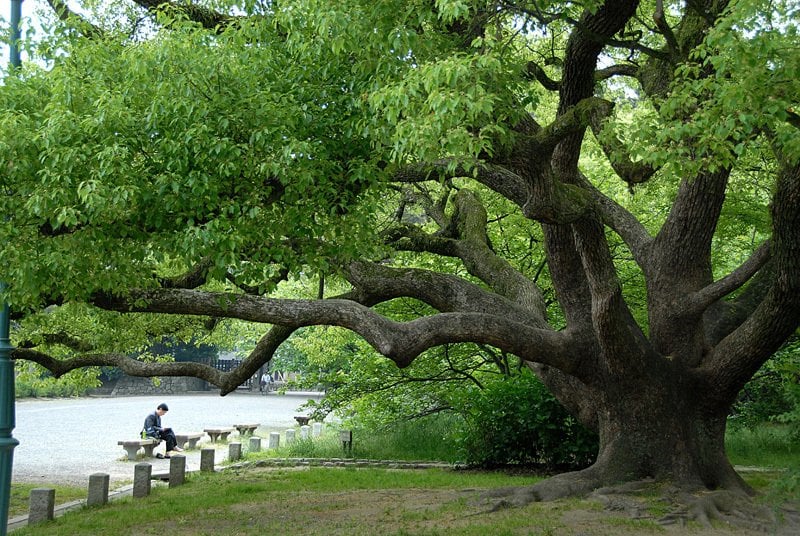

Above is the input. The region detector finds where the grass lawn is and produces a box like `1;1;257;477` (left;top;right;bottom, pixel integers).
10;465;797;535
9;483;86;519
8;423;798;535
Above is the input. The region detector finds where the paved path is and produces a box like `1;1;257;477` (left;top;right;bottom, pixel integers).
11;391;324;488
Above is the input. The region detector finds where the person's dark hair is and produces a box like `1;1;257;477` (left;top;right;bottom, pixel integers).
157;403;169;411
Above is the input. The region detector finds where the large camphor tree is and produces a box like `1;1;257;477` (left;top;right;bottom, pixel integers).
2;0;799;507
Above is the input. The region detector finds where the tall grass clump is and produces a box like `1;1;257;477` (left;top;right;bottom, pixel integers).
725;424;800;469
251;415;461;462
346;413;461;462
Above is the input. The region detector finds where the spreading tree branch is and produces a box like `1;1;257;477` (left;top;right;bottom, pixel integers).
46;0;104;38
130;0;235;30
689;241;772;313
90;287;577;371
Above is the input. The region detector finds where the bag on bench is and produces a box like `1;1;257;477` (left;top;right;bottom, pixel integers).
142;429;161;442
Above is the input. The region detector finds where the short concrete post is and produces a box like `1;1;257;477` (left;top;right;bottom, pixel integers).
200;448;215;472
285;429;296;444
300;425;310;439
87;473;110;506
269;431;280;449
169;454;186;488
28;488;55;524
229;442;242;461
312;422;323;437
133;463;152;498
249;436;261;453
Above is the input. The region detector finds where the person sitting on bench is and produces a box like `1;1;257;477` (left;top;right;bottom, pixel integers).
143;402;183;458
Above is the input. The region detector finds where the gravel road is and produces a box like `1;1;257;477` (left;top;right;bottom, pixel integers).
10;391;324;489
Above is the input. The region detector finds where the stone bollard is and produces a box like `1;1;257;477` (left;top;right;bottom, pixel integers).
169;454;186;488
268;431;280;449
28;488;55;525
87;473;110;506
229;442;242;461
249;436;261;453
312;422;323;437
285;429;296;444
300;425;310;439
133;463;152;498
200;448;215;472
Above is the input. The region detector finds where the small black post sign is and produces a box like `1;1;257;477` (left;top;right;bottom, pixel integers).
339;430;353;455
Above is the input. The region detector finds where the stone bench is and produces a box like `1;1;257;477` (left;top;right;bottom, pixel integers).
294;416;311;426
175;432;204;450
204;427;235;442
233;423;259;436
117;439;159;461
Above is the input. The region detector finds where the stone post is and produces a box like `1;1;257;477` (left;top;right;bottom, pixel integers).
312;422;322;437
169;454;186;488
229;442;242;461
28;488;55;525
87;473;109;506
268;432;280;449
200;448;215;472
300;425;310;439
285;429;296;444
249;437;261;453
133;463;152;498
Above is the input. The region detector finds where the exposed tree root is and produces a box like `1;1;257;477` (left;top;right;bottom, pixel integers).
475;470;800;534
657;488;799;534
478;467;603;511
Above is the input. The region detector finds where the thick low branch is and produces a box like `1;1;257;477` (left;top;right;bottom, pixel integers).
91;288;576;370
13;347;226;385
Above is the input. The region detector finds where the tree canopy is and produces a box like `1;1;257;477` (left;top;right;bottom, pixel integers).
2;0;799;506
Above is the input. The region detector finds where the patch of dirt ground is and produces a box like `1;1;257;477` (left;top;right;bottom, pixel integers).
179;479;798;535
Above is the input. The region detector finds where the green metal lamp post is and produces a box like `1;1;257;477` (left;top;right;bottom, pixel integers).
0;285;18;536
9;0;22;68
2;3;24;534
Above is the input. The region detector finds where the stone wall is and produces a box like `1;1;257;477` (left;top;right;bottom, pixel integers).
111;375;209;396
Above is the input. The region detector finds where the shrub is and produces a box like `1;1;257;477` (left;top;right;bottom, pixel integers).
458;371;598;470
731;338;800;434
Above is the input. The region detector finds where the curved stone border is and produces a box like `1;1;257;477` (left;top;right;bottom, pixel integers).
225;458;464;471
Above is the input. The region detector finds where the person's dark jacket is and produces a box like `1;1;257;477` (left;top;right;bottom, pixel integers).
143;412;163;439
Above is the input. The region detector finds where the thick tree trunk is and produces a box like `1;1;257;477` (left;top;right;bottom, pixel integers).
590;391;749;494
521;370;752;503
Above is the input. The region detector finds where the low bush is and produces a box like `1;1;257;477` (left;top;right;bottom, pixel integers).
457;371;598;470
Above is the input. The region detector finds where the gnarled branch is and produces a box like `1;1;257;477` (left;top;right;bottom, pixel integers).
91;287;576;371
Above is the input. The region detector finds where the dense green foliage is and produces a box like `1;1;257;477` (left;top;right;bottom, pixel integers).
458;371;598;469
732;338;800;434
